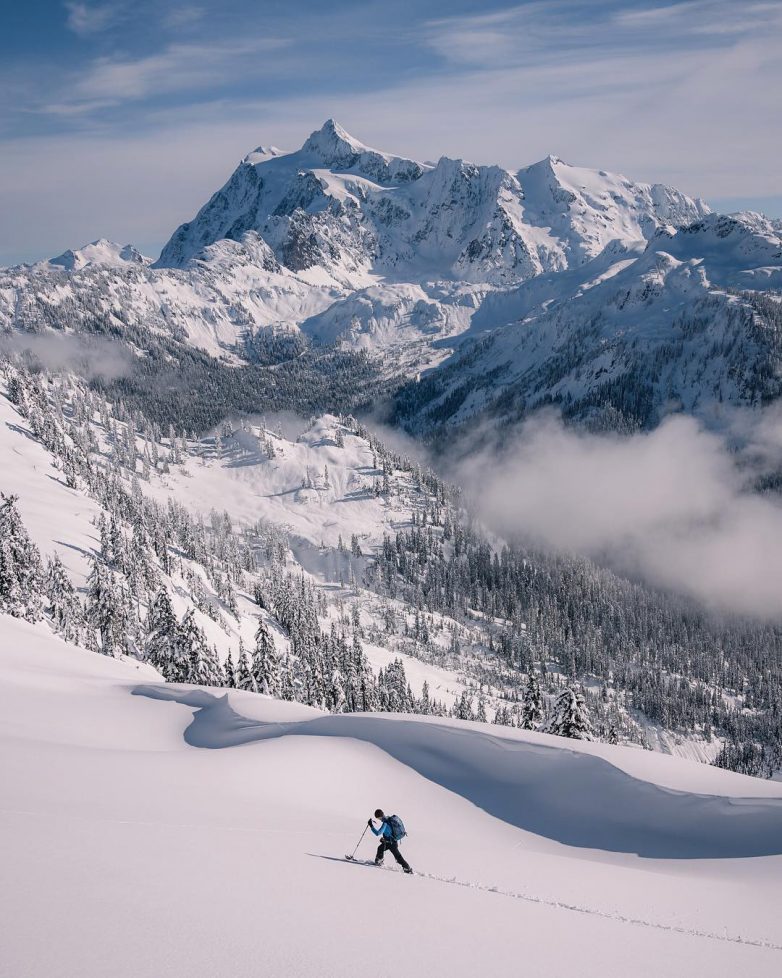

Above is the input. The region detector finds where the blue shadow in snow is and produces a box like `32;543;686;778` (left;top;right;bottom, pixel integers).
132;685;782;860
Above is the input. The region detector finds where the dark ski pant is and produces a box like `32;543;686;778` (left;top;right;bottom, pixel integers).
376;838;410;871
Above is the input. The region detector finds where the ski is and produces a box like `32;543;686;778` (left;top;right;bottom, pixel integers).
344;856;414;874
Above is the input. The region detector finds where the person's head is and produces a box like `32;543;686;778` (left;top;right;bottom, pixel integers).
374;809;384;820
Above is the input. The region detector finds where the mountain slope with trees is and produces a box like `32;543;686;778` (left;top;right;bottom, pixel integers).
2;352;781;776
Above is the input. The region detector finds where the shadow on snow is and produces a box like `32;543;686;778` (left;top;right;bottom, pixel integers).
132;684;782;860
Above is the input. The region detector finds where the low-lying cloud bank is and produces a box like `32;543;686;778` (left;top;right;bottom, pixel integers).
0;332;134;380
452;410;782;620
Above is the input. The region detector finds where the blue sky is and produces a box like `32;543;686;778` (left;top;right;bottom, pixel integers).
1;0;780;264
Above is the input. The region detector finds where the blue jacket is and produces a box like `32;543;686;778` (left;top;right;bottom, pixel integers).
370;819;392;839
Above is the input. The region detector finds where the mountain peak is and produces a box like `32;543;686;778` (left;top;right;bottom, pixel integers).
300;118;372;165
49;239;148;271
523;154;569;177
244;145;285;164
320;118;352;140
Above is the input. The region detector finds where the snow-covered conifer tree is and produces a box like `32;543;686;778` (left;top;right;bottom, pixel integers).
253;619;281;697
0;494;44;622
86;558;128;656
419;679;432;715
223;649;237;688
236;640;257;692
519;672;544;730
44;553;83;642
453;690;475;721
204;643;223;687
180;609;213;685
145;588;180;679
329;665;346;712
378;659;413;712
493;704;513;726
280;653;296;702
352;633;377;712
476;695;488;723
546;688;593;740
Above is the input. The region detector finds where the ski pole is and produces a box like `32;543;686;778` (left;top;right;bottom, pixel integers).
346;823;369;860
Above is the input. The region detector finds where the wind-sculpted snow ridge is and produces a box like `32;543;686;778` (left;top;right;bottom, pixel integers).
133;685;782;860
7;620;782;977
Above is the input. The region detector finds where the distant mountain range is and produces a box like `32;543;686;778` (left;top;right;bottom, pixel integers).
2;119;780;435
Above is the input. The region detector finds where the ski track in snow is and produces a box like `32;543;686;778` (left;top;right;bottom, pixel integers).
331;857;782;953
5;621;782;975
7;802;778;952
124;680;782;951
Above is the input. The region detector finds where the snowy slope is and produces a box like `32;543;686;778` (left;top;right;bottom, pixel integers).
0;371;483;713
2;616;782;978
0;379;273;659
0;232;342;359
0;384;102;588
397;212;782;432
143;414;427;554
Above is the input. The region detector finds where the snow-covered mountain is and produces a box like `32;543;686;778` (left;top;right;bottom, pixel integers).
1;230;342;360
157;119;708;287
395;212;782;433
48;238;152;271
1;119;779;439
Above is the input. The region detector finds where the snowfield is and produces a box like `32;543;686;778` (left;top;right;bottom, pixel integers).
2;616;782;978
2;116;782;978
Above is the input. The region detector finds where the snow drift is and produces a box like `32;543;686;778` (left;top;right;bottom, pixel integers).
135;683;782;859
3;616;782;978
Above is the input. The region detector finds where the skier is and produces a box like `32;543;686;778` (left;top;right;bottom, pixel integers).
368;809;413;873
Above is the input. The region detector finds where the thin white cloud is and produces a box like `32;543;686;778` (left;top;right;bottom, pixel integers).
162;5;206;29
613;0;781;33
425;0;782;66
425;2;575;67
64;1;122;36
43;37;290;114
